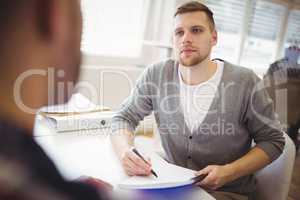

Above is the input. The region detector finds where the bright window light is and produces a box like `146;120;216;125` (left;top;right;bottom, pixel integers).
206;0;247;64
81;0;148;58
240;1;287;70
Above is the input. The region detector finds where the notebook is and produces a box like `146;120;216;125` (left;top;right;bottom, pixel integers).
118;152;197;189
38;93;113;132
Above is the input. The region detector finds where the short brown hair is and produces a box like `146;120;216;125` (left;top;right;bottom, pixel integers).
174;1;216;31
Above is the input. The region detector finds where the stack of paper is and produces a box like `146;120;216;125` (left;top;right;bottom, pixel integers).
39;93;113;132
118;153;197;189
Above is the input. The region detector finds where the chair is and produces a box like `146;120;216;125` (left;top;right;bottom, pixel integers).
254;133;296;200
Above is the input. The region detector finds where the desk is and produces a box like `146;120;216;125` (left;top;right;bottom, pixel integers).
34;116;215;200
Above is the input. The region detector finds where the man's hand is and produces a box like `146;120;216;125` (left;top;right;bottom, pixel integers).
121;148;152;176
194;165;235;190
194;147;271;191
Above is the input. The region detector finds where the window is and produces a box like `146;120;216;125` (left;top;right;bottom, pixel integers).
81;0;149;58
80;0;300;71
284;9;300;48
240;0;287;70
205;0;247;64
201;0;294;75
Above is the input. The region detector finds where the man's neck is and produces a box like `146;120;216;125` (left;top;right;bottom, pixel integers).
179;58;217;85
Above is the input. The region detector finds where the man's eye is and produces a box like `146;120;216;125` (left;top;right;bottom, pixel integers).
192;28;202;33
175;30;184;36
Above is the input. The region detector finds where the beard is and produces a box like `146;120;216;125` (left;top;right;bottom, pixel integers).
179;52;209;66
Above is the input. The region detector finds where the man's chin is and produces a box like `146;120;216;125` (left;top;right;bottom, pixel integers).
179;53;210;66
180;58;201;67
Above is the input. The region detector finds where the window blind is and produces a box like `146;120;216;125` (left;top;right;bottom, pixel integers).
205;0;247;63
241;0;287;70
205;0;246;33
285;9;300;45
248;0;286;40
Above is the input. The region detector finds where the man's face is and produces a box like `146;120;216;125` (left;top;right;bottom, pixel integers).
173;11;217;66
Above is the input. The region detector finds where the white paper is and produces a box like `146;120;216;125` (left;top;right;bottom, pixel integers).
118;153;196;189
41;93;104;114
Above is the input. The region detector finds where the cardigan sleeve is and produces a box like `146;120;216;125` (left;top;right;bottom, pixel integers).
242;71;285;161
111;65;154;134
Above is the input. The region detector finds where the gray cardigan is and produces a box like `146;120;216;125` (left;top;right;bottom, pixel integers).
111;59;285;195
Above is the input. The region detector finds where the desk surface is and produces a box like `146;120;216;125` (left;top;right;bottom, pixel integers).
34;116;215;200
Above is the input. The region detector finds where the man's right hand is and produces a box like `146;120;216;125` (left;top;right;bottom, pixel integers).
121;148;152;176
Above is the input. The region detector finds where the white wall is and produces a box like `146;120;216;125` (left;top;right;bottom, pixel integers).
77;65;144;110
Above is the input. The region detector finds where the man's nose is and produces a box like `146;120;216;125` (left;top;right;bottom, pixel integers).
182;31;193;45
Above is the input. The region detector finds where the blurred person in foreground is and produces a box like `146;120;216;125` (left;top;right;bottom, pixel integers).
0;0;112;199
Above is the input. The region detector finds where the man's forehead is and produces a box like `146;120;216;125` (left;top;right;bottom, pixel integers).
174;11;209;29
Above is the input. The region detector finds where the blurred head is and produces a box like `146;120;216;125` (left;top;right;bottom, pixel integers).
0;0;83;130
0;0;83;111
173;1;217;66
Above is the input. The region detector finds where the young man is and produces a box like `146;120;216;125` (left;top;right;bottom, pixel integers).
0;0;111;199
111;1;285;200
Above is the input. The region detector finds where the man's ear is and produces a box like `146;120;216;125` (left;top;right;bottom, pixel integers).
36;0;68;42
211;29;218;46
36;0;51;39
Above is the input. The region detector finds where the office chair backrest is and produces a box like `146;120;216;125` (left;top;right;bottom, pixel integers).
254;133;296;200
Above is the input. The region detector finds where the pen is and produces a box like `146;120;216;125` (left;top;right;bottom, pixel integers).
131;148;158;178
